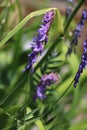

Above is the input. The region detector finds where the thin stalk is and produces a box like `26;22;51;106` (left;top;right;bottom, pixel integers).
64;0;85;32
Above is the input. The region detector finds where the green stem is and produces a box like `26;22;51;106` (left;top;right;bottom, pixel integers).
52;80;74;109
68;87;80;119
64;0;85;32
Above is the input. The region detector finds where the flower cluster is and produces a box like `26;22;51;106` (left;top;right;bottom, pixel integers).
34;73;60;101
67;9;87;55
74;40;87;87
23;10;54;72
67;0;74;2
66;0;75;19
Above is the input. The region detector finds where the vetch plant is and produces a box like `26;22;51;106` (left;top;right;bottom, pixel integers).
0;0;87;130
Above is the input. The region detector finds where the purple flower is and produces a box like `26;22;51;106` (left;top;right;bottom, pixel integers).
66;0;75;18
67;10;87;55
74;40;87;87
34;73;61;101
82;9;87;20
66;7;72;18
67;0;74;3
23;10;54;72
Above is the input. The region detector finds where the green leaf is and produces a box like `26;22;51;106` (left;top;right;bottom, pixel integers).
18;107;45;130
0;105;21;130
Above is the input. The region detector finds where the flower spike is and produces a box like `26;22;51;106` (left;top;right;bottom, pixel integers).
67;9;87;55
74;40;87;87
23;10;54;72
